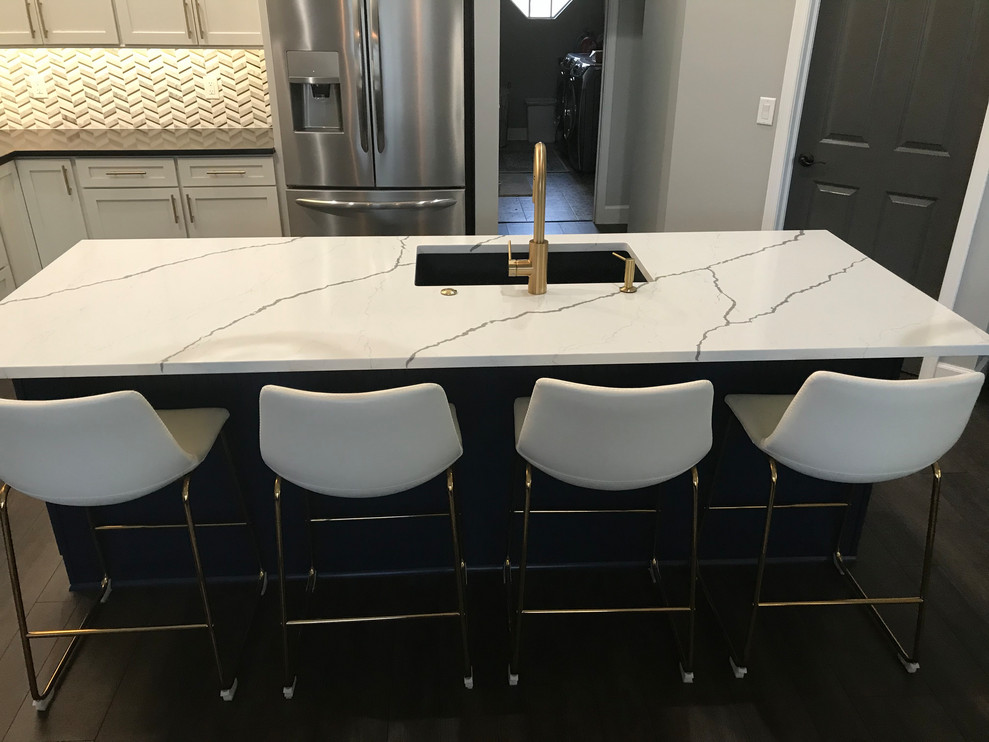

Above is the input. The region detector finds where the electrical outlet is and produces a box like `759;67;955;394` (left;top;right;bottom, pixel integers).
28;74;48;100
203;75;221;100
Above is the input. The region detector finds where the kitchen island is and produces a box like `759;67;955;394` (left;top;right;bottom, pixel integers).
1;230;986;586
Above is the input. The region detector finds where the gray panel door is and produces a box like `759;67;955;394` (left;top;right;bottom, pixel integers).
784;0;989;298
368;0;465;188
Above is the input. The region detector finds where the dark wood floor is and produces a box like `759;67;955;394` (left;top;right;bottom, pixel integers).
0;385;987;741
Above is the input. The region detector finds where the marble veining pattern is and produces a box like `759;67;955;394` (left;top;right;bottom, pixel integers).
0;230;986;378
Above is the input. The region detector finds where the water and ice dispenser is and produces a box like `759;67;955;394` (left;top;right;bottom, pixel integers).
287;51;342;132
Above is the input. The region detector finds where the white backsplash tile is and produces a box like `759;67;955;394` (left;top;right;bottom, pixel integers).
0;48;270;129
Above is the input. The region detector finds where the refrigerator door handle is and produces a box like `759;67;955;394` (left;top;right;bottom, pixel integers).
367;0;385;154
354;0;370;153
296;198;457;212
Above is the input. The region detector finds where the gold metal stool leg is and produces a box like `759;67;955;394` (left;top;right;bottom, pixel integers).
648;468;700;683
446;468;473;689
508;463;532;686
273;477;297;699
219;430;267;597
733;457;779;678
182;476;236;701
1;486;111;711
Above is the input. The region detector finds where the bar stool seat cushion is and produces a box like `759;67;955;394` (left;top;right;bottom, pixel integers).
156;408;230;462
725;371;985;484
721;394;794;445
514;378;713;491
0;392;229;508
259;383;463;498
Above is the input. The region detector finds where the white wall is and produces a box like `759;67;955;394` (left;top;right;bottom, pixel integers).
627;0;688;232
594;0;644;224
943;177;989;371
629;0;796;232
475;1;501;234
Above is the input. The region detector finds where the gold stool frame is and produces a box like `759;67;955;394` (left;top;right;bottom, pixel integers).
701;442;942;678
0;431;267;710
504;459;700;685
273;466;472;699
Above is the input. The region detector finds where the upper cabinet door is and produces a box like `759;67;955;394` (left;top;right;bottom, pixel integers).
0;0;42;46
117;0;197;46
195;0;262;46
36;0;119;45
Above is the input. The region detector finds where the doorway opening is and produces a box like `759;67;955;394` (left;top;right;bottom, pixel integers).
496;0;623;237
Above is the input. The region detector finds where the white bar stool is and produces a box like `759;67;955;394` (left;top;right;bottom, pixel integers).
506;378;714;685
259;383;472;699
711;370;985;678
0;391;267;710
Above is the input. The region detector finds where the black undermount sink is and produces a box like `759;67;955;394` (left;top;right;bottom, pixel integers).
414;245;647;287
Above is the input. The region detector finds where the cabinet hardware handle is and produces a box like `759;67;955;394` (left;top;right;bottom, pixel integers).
104;170;148;176
186;194;194;223
204;170;247;176
182;0;193;38
195;0;206;39
171;195;179;223
24;1;36;38
37;0;48;38
60;165;72;196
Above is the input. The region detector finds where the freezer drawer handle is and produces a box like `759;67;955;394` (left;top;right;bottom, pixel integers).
296;197;457;212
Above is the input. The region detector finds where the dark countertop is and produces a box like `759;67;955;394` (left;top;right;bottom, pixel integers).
0;128;275;165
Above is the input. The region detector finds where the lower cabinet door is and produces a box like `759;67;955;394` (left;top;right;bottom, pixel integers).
82;188;188;239
0;265;13;301
184;186;282;238
16;159;89;267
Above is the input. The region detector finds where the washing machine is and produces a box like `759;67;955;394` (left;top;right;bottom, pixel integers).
557;52;602;174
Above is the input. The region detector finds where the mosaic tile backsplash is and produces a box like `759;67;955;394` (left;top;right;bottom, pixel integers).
0;48;270;129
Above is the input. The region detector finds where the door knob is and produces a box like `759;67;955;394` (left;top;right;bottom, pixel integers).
798;153;825;167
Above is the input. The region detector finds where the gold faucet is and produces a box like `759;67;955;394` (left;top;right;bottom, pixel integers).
508;142;548;295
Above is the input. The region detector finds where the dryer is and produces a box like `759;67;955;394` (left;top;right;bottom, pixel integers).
557;52;602;174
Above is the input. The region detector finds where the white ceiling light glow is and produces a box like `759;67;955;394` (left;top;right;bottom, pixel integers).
510;0;573;19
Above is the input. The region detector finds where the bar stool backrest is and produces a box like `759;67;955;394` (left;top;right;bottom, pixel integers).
259;383;463;498
0;391;200;506
517;378;714;491
764;370;985;483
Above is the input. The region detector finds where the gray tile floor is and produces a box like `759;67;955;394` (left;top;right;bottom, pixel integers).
498;142;613;237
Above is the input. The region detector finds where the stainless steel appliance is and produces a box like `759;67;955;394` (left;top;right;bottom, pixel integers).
264;0;466;236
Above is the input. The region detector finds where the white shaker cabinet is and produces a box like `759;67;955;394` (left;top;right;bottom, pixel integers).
0;0;42;45
0;162;42;287
184;186;281;238
116;0;197;46
16;160;88;268
117;0;261;47
82;188;188;239
32;0;119;45
195;0;262;46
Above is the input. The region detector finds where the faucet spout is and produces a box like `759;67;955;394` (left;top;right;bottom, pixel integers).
532;142;547;245
507;142;549;295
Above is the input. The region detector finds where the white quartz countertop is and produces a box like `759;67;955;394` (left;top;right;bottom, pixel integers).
0;230;986;378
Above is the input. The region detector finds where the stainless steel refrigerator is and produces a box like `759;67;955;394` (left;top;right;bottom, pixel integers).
264;0;466;236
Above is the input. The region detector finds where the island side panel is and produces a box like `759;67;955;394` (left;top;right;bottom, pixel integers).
16;357;903;589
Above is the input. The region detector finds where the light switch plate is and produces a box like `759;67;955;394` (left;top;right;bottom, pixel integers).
28;74;48;100
757;97;777;126
204;74;221;100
